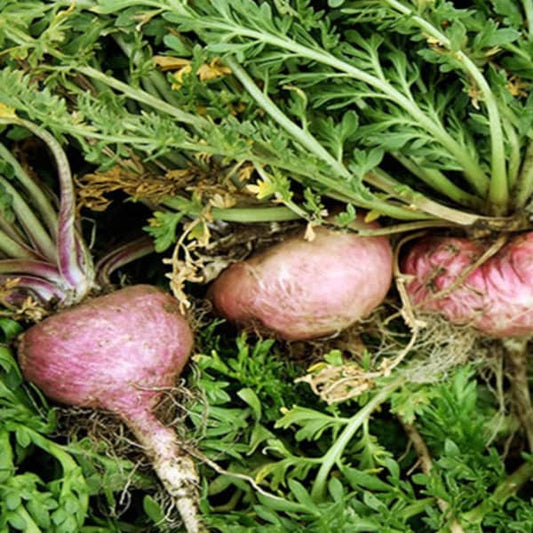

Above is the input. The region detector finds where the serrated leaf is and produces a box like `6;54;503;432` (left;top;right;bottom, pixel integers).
144;210;184;252
275;406;346;441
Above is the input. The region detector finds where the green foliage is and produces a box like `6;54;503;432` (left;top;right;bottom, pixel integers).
180;326;533;531
0;2;533;531
7;0;533;223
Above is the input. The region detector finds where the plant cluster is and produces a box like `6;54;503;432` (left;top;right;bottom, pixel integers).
0;1;532;531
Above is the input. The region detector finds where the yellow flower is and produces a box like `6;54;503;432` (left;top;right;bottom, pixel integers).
246;179;277;199
171;64;193;90
364;210;381;223
197;57;232;81
507;76;529;98
153;55;231;89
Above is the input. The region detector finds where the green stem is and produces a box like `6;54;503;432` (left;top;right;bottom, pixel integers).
0;228;39;259
77;66;211;130
392;153;482;208
524;0;533;38
513;140;533;208
367;169;486;227
226;58;437;221
310;378;403;501
383;0;509;213
0;102;423;223
501;117;522;190
162;196;302;222
181;10;489;196
13;507;41;533
9;118;93;296
0;175;57;261
211;206;300;222
0;143;58;234
460;461;533;525
399;497;439;520
0;429;14;480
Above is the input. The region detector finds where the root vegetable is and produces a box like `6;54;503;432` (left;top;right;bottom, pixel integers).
402;232;533;338
209;225;393;340
0;114;202;532
18;284;201;532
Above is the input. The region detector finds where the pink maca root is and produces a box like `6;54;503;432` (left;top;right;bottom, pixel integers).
210;225;393;340
18;284;203;533
402;232;533;338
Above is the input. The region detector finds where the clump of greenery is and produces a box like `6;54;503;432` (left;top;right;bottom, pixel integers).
182;325;533;532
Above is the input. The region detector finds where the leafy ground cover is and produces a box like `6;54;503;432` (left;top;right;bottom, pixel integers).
0;1;533;531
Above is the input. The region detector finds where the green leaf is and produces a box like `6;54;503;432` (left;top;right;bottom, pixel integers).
237;388;262;421
163;35;192;56
443;439;461;457
328;477;345;502
6;511;27;531
323;349;344;366
363;490;386;511
0;319;22;342
247;423;274;455
5;491;21;511
287;479;317;509
15;427;31;448
144;210;185;252
341;467;394;493
275;406;347;442
56;514;79;533
26;499;53;529
493;0;523;26
143;494;166;524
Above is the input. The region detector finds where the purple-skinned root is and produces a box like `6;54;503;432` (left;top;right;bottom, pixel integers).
18;284;203;533
402;232;533;338
209;224;393;341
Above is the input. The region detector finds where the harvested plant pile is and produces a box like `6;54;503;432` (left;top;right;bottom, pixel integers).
0;1;533;531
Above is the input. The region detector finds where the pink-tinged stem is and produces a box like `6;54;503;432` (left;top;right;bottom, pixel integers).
95;236;155;288
0;259;63;283
0;275;67;303
6;119;94;300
